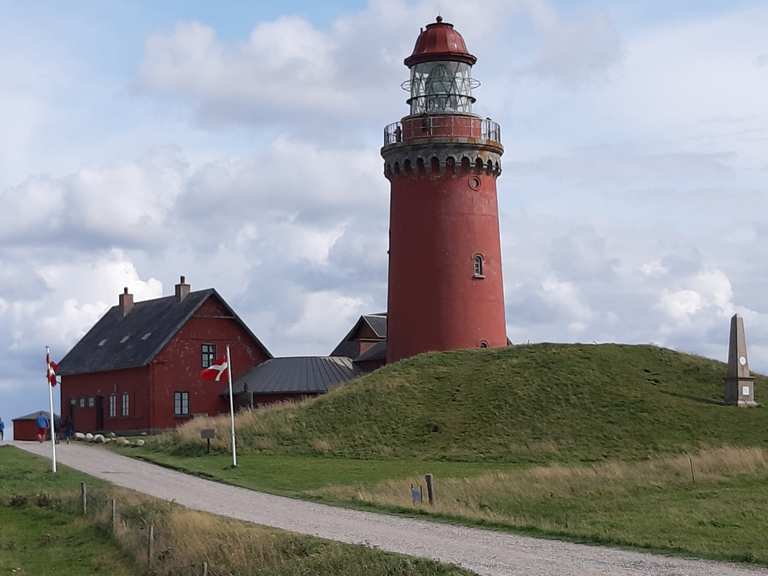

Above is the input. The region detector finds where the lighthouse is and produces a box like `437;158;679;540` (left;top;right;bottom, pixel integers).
382;16;507;363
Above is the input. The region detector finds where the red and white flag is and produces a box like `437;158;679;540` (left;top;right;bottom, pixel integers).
46;351;59;387
200;357;228;382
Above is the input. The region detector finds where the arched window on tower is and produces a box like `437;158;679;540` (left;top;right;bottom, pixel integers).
473;254;485;278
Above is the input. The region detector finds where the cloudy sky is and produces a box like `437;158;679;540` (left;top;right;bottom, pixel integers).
1;0;767;432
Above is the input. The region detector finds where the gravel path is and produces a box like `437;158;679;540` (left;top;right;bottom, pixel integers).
11;441;768;576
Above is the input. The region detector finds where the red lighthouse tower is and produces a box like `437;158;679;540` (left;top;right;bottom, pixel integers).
383;16;506;363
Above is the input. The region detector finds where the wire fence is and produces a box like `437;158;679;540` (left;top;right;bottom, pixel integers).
11;483;229;575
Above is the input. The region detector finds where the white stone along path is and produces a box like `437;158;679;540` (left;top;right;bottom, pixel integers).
10;441;768;576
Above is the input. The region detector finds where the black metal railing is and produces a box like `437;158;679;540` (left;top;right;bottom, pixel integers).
384;117;501;146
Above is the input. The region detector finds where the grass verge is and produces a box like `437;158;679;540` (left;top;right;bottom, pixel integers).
315;446;768;564
0;446;133;576
1;446;474;576
117;445;768;566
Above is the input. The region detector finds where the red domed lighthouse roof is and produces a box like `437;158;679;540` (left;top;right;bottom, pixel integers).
404;16;477;67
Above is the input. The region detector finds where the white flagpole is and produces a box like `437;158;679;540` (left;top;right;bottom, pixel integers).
226;345;237;468
46;346;57;474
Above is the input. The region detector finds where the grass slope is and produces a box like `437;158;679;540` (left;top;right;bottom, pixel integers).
167;344;768;461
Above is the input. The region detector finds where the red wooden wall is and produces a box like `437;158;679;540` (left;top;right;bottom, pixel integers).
60;294;269;434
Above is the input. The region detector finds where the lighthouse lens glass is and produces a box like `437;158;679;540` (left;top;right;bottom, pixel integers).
410;61;474;114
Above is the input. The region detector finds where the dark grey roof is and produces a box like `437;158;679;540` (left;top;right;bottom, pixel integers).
363;313;387;338
14;410;60;422
354;340;387;363
330;313;387;357
232;356;361;396
58;289;271;376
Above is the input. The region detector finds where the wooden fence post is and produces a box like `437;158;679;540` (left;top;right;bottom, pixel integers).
147;522;154;569
688;454;696;484
80;482;87;515
424;473;435;506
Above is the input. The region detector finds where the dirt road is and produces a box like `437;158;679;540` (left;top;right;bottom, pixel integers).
12;442;768;576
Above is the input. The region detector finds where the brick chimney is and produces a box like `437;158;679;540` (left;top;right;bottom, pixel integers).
118;287;134;317
175;275;190;302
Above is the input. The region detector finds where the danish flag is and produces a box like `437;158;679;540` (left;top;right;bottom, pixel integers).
200;357;229;382
46;351;59;387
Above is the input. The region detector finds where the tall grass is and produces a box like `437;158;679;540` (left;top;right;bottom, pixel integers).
5;483;472;576
318;447;768;514
315;447;768;562
154;403;303;455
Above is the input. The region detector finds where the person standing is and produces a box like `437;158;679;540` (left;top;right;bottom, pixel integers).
36;413;49;443
0;417;5;441
63;419;74;444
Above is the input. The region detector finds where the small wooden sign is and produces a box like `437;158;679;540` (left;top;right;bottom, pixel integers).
200;429;216;439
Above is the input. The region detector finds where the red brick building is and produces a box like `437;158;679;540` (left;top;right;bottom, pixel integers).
58;277;271;434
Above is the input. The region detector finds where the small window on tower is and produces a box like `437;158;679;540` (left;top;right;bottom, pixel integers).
201;344;216;368
473;254;485;279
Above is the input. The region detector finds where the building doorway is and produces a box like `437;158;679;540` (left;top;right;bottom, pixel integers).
95;396;104;431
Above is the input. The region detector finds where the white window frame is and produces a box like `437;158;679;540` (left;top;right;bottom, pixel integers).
109;394;117;418
121;392;130;417
174;391;189;417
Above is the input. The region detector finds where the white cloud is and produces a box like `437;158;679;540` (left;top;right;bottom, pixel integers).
140;19;349;121
3;252;163;354
0;148;187;248
285;290;371;350
658;269;735;324
138;0;625;128
641;260;668;278
541;278;593;321
658;289;705;323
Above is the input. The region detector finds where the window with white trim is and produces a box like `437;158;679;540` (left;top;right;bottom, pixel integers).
121;392;130;417
201;344;216;368
174;392;189;417
109;394;117;418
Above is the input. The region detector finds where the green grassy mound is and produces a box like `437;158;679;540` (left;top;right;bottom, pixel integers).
167;344;768;461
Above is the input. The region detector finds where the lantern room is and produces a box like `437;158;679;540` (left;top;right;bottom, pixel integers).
402;16;480;115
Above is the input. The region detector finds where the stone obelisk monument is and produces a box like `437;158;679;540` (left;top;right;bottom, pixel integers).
724;313;757;406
